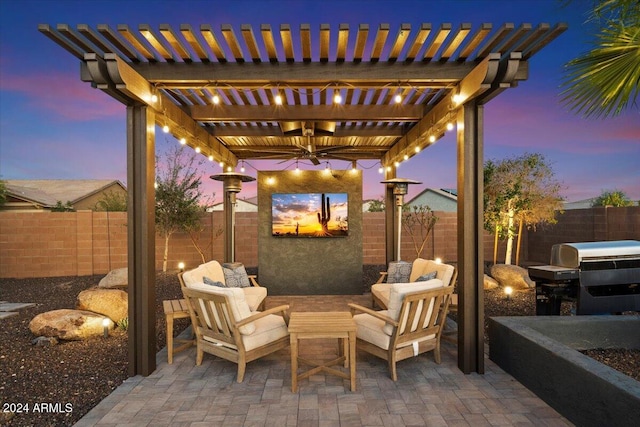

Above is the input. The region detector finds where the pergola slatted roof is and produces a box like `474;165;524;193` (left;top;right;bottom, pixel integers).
40;22;566;168
41;20;566;377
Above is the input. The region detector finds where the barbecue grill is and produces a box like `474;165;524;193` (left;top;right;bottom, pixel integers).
528;240;640;315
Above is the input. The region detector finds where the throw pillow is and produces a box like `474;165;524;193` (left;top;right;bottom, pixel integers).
222;262;251;288
416;271;437;282
203;276;226;287
387;261;412;283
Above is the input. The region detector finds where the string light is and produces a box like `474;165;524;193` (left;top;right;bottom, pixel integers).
378;165;384;174
429;135;436;143
179;137;186;145
195;147;201;153
446;122;454;131
415;146;421;153
333;91;342;104
294;160;300;174
162;125;169;133
350;161;358;173
208;155;214;161
240;160;245;173
150;94;158;103
212;93;220;104
403;154;409;161
274;93;283;105
323;162;331;175
219;161;224;168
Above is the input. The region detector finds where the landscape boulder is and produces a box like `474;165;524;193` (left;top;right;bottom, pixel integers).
98;267;128;289
77;288;128;322
490;264;535;290
29;309;113;340
483;274;500;289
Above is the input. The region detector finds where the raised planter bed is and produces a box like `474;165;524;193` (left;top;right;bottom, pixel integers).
488;316;640;427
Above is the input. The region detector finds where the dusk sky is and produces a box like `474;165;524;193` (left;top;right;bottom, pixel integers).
1;0;638;204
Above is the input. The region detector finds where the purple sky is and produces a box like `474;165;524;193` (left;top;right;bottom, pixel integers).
1;0;638;204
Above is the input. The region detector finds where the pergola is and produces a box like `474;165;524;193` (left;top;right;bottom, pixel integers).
40;21;566;376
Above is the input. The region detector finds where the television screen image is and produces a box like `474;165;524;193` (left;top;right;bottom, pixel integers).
272;193;348;237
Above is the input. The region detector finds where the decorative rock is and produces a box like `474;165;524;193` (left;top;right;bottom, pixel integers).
29;309;114;340
31;336;58;346
98;267;128;288
490;264;535;290
483;274;500;289
77;288;128;322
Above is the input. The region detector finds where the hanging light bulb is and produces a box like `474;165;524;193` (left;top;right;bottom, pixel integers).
195;147;201;153
429;135;436;143
394;93;402;104
162;124;169;133
333;92;342;104
240;161;245;173
179;137;186;145
378;165;384;174
150;94;158;103
274;93;283;105
446;122;454;131
323;162;331;175
294;161;300;174
350;161;358;173
212;94;220;105
208;155;214;161
403;154;409;161
415;146;421;153
219;161;224;168
226;166;232;172
394;161;400;168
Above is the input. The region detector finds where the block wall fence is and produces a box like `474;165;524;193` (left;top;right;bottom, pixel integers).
1;207;638;279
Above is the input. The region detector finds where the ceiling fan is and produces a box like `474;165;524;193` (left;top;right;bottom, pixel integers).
251;122;352;165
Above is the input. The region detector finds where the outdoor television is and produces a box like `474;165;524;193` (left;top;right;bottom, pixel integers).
272;193;348;237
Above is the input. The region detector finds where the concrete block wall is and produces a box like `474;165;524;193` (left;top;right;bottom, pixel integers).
2;207;638;278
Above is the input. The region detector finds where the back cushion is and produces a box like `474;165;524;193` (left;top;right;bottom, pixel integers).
186;282;255;335
200;261;226;284
410;259;454;286
387;261;412;283
383;279;443;335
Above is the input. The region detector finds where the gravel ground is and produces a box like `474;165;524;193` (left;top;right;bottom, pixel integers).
1;272;638;426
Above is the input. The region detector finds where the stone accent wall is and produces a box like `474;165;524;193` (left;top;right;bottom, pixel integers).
2;207;638;278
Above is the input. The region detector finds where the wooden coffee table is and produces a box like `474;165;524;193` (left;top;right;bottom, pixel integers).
288;311;357;392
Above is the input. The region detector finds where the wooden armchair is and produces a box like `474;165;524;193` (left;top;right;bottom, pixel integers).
182;283;290;382
349;281;453;381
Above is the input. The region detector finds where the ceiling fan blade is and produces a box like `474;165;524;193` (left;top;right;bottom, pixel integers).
314;145;353;153
310;156;321;166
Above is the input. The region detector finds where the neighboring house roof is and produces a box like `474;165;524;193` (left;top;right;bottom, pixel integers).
209;198;258;212
563;197;597;210
5;180;126;208
406;188;458;212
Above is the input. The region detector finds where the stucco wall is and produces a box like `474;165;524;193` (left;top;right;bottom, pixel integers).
256;170;363;295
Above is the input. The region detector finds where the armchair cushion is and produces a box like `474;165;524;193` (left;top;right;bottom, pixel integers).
242;286;268;312
222;262;251;288
182;261;225;287
383;280;444;336
410;259;454;285
240;314;289;351
186;282;256;335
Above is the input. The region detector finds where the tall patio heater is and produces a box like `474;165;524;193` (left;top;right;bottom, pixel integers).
380;178;422;261
210;172;256;263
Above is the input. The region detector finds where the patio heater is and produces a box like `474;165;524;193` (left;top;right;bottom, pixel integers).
380;177;422;261
210;172;256;263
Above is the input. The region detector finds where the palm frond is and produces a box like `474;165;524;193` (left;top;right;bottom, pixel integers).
561;19;640;118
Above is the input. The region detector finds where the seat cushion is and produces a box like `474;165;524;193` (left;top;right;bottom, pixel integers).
186;282;256;335
383;280;443;335
242;286;267;312
241;314;288;351
410;259;454;286
354;310;435;351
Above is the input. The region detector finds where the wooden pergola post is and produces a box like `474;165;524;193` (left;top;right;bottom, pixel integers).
126;105;156;377
456;101;485;374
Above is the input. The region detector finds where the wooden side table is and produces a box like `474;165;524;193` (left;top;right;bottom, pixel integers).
288;311;357;392
163;299;194;364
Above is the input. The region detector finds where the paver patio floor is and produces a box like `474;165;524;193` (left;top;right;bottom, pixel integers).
75;295;572;426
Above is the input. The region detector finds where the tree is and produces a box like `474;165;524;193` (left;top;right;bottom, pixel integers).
561;0;640;118
94;190;127;211
367;197;385;212
155;144;211;272
402;204;438;259
592;189;634;207
51;201;75;212
0;180;7;208
484;153;564;265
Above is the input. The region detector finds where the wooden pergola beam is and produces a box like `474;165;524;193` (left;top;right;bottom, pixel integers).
190;104;424;122
83;53;238;166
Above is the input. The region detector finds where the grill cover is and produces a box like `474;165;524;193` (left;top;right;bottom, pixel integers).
550;240;640;268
